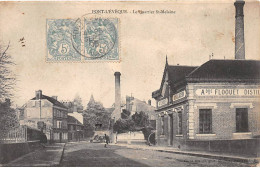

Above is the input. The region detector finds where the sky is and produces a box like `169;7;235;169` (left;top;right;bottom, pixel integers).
0;0;259;108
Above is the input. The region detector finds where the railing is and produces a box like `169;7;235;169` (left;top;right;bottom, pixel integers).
0;125;42;143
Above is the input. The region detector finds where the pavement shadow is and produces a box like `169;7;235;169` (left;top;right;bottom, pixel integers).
60;144;148;167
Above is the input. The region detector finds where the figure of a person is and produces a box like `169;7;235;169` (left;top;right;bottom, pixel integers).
104;134;110;148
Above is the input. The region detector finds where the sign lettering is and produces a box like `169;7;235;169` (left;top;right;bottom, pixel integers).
196;88;260;96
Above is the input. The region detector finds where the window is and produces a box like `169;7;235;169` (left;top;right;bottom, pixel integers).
32;101;36;107
199;109;212;134
161;116;164;135
57;121;62;129
53;109;56;117
236;108;248;132
177;111;182;135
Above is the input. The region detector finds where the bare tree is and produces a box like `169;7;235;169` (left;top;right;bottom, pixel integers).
0;42;16;101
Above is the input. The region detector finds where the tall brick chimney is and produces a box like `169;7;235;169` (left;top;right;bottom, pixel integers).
114;72;121;120
234;0;245;60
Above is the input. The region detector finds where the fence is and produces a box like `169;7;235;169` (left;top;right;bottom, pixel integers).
0;125;42;143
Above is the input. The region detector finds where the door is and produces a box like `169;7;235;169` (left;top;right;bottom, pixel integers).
169;114;173;145
59;132;62;143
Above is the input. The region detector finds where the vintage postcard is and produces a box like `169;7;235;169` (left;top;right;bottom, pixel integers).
0;0;259;167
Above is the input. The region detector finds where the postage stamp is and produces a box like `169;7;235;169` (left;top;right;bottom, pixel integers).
46;19;81;61
83;18;119;60
46;17;119;62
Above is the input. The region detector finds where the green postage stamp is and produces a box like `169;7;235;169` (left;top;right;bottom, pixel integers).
46;18;119;62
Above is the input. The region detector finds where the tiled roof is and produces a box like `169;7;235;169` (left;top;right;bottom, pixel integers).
31;95;68;109
168;65;197;84
152;65;197;98
152;59;260;98
187;60;260;82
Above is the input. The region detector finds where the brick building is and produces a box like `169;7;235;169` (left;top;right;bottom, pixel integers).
22;90;68;142
152;0;260;156
152;59;260;146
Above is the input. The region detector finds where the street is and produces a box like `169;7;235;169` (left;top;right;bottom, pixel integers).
60;142;250;167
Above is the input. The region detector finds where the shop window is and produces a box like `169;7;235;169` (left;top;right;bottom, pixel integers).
199;109;212;134
236;108;248;132
177;111;182;135
161;116;165;135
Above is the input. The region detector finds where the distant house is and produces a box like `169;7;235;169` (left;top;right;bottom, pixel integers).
62;100;84;113
67;115;84;141
22;90;68;142
122;96;157;129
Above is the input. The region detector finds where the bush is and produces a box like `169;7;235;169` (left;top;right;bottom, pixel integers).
113;118;134;134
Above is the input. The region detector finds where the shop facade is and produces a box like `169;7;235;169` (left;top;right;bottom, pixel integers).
152;59;260;156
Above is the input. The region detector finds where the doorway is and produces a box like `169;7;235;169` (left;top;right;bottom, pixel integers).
169;114;173;145
59;132;62;143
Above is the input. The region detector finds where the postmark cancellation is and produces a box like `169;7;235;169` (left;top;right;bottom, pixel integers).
46;17;119;62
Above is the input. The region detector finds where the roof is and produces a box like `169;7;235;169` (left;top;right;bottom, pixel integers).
152;65;197;98
168;65;198;84
187;60;260;82
152;59;260;98
132;98;156;113
31;95;67;109
67;115;83;125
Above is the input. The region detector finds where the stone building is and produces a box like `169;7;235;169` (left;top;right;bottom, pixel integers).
22;90;68;142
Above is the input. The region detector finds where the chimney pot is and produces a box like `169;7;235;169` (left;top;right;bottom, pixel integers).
148;100;151;105
51;96;58;101
35;90;42;100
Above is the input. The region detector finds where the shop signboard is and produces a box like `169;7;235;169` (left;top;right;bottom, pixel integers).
172;90;186;102
158;98;168;107
196;88;260;97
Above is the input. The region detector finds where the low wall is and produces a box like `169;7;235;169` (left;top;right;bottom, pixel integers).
116;132;146;145
0;141;41;164
180;138;260;157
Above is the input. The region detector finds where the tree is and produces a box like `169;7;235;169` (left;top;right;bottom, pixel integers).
83;95;112;137
0;43;18;134
0;99;19;131
0;43;16;101
121;109;131;119
83;112;96;137
113;118;134;133
73;94;83;109
131;111;150;128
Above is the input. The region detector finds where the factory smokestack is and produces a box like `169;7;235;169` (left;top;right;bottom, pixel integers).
114;72;121;120
234;0;245;60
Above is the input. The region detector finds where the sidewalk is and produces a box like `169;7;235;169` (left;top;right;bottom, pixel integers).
111;143;260;166
3;143;66;167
